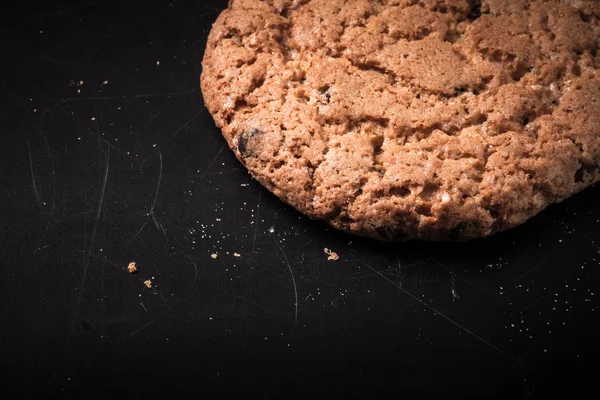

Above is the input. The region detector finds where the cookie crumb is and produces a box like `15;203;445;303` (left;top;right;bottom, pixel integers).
127;262;137;273
233;253;241;257
324;248;339;261
103;80;108;84
211;253;218;259
144;279;152;289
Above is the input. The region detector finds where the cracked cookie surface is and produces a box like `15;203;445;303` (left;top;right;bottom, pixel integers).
201;0;600;241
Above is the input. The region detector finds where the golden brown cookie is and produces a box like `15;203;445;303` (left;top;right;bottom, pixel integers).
201;0;600;241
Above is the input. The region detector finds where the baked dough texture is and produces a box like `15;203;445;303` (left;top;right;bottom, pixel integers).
201;0;600;241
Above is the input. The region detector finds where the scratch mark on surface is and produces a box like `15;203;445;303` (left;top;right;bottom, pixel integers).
19;93;56;264
125;148;163;246
161;109;203;146
200;4;224;12
128;318;157;337
508;250;555;286
149;148;163;216
145;108;163;129
140;155;150;174
151;213;160;229
175;249;198;280
63;144;110;369
364;264;518;364
300;239;313;248
450;267;459;302
159;223;169;247
250;185;263;261
429;258;537;313
140;302;147;312
151;287;170;307
396;255;403;289
27;141;40;204
75;145;110;310
519;356;534;398
430;258;492;295
202;142;226;177
237;295;260;307
352;259;428;280
125;219;148;246
499;249;536;278
273;238;299;324
85;128;127;155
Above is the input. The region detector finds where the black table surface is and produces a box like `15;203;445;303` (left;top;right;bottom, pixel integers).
1;1;599;398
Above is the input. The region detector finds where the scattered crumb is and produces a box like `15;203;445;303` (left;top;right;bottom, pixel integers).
324;248;339;261
233;253;241;257
103;80;108;84
77;89;81;94
127;262;137;273
91;117;95;121
144;279;152;289
156;61;160;65
211;253;218;259
268;226;275;233
79;80;84;85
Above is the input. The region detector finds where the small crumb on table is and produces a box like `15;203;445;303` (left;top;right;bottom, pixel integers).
211;253;218;259
144;279;152;289
127;262;137;273
233;253;241;257
324;248;339;261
